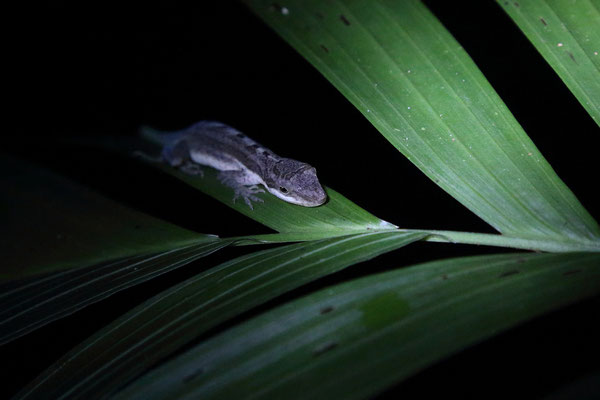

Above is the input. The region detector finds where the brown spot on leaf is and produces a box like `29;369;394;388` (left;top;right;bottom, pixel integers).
540;17;547;26
320;305;334;314
568;51;577;64
499;270;519;278
320;44;329;53
563;269;582;276
340;14;351;26
182;367;206;383
313;341;338;357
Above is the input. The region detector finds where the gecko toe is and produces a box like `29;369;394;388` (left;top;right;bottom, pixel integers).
243;197;255;210
248;185;265;194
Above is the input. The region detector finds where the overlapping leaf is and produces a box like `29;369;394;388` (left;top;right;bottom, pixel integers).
0;240;231;345
14;231;426;400
112;252;600;400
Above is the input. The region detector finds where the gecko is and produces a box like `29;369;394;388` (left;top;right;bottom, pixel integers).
140;121;327;209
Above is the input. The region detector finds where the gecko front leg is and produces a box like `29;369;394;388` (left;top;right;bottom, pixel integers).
217;170;265;209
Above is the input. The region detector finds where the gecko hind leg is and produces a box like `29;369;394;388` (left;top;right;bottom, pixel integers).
217;171;265;210
179;161;204;176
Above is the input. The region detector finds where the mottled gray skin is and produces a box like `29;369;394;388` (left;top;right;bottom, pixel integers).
152;121;327;209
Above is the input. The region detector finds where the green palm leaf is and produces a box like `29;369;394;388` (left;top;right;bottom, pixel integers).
497;0;600;127
14;231;425;400
242;0;600;245
0;241;230;345
1;151;397;345
1;154;209;281
112;252;600;400
5;1;600;398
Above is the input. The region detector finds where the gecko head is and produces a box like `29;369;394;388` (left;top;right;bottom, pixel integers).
268;159;327;207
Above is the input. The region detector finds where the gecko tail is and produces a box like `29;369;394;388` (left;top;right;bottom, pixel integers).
140;121;223;146
139;126;170;146
139;125;191;147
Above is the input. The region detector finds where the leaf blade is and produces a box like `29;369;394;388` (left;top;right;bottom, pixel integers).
134;146;397;235
243;0;600;243
15;231;425;400
0;240;232;345
497;0;600;127
0;154;209;281
113;252;600;400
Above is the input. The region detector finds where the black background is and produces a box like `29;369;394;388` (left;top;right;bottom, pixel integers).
4;1;600;398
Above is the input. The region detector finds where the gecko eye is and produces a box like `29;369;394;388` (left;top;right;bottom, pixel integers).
279;187;289;194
